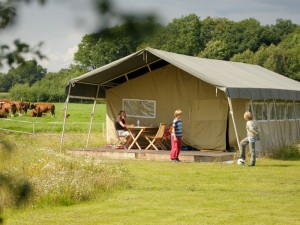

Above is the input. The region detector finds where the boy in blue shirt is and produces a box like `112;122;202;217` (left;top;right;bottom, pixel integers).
170;109;183;162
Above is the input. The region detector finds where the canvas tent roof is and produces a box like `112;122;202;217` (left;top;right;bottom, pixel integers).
67;47;300;101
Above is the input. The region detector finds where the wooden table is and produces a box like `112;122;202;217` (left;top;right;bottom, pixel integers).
126;126;159;150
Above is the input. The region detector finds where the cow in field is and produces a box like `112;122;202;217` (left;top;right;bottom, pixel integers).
29;109;42;117
11;101;25;116
0;100;30;116
0;107;9;118
30;103;55;117
22;102;31;114
0;101;17;117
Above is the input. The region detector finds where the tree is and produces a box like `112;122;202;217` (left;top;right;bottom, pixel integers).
158;14;203;56
142;14;204;56
199;40;230;60
8;65;86;102
271;19;297;38
73;33;101;70
200;17;233;47
8;82;30;100
0;60;47;92
284;46;300;80
262;45;286;75
222;18;261;56
199;17;289;61
278;27;300;80
230;49;255;64
75;19;160;70
75;25;138;70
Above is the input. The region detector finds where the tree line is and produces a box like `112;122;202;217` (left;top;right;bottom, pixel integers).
1;14;300;102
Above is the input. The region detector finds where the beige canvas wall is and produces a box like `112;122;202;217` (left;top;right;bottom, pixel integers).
105;64;300;151
106;64;229;150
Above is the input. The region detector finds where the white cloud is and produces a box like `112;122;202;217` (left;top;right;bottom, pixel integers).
64;45;78;63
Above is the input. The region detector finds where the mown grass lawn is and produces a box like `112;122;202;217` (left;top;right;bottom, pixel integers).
6;158;300;225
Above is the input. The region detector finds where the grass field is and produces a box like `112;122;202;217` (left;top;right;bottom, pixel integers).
5;158;300;225
1;102;300;224
0;102;107;134
0;102;107;149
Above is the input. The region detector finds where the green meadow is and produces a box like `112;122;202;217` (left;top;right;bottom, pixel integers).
0;102;106;134
1;102;300;225
5;159;300;225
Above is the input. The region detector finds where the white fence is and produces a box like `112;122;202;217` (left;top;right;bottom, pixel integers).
0;118;106;136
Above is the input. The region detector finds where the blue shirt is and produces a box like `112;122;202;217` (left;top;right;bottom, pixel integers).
172;118;183;138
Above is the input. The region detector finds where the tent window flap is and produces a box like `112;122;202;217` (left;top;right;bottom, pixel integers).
123;99;156;118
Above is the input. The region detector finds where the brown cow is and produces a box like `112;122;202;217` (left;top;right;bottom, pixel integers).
11;101;25;116
0;101;17;117
29;109;42;117
0;107;8;118
22;102;31;114
1;100;26;116
30;103;55;117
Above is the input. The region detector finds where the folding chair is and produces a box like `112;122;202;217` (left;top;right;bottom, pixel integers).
115;121;127;145
145;123;167;150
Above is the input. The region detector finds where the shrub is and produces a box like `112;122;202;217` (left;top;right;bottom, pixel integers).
271;143;300;160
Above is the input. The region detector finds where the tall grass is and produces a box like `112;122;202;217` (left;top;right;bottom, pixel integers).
270;143;300;160
0;134;130;210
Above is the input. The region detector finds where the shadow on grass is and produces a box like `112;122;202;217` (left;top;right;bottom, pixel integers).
259;164;294;167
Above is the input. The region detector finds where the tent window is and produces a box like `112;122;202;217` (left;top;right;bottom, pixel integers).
250;101;300;121
251;102;267;121
296;103;300;119
286;104;295;119
270;103;286;120
123;99;156;118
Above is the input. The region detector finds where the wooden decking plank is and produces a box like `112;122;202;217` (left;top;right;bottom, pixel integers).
68;147;235;163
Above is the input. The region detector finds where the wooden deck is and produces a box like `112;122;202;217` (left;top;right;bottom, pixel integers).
68;146;236;163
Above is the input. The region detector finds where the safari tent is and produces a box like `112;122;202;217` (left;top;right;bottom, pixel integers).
63;47;300;153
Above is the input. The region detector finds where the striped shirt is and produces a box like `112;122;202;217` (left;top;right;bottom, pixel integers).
172;118;183;138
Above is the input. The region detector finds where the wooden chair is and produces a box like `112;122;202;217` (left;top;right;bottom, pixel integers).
145;123;167;150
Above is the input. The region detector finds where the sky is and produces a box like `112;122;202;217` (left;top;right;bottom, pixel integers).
1;0;300;73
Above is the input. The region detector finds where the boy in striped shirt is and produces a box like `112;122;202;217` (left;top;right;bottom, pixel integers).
170;109;183;162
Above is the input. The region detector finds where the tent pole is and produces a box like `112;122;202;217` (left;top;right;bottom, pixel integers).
249;99;254;118
86;86;100;148
273;99;284;148
293;101;300;142
60;84;71;152
286;100;295;145
227;97;241;152
264;100;274;153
